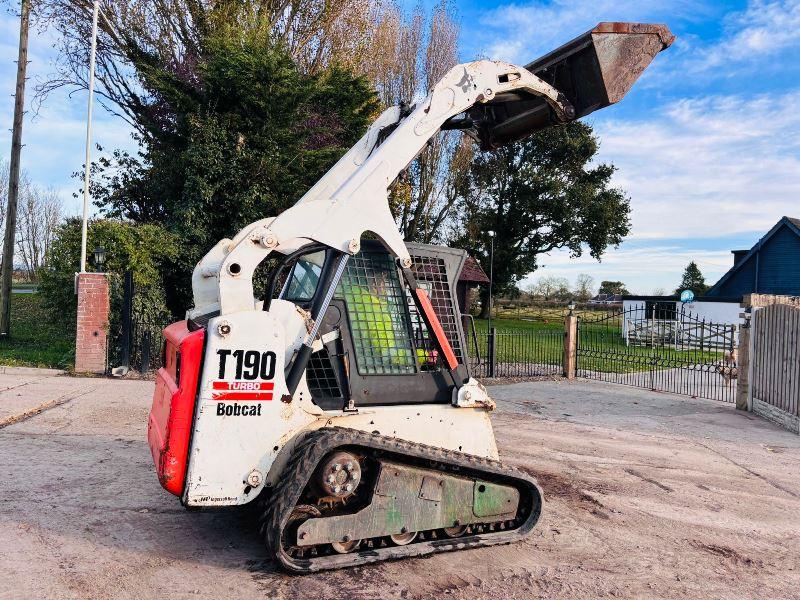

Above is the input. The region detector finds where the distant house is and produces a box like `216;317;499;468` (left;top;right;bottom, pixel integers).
621;216;800;331
706;216;800;298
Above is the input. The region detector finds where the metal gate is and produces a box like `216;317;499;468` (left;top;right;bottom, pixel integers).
107;272;178;374
577;306;738;402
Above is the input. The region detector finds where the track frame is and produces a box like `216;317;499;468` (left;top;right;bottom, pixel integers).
260;427;543;573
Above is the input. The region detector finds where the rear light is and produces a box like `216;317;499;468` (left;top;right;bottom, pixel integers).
148;321;205;496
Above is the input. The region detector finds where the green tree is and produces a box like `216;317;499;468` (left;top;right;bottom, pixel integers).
91;28;377;313
451;122;630;318
675;261;708;296
599;280;630;295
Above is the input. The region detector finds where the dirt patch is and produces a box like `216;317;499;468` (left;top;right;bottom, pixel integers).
624;468;674;492
480;375;562;386
689;541;760;567
0;389;94;429
515;466;611;520
3;375;800;599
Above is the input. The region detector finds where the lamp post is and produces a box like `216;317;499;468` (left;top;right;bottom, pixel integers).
487;230;495;332
92;246;106;272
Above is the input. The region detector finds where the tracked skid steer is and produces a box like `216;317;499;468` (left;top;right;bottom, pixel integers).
147;23;673;572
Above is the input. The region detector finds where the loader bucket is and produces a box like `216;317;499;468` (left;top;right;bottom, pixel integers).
526;22;675;116
449;22;674;149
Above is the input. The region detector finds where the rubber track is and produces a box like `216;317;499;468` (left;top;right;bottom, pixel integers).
259;426;543;573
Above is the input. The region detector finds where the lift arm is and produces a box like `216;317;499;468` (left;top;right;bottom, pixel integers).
190;22;673;319
192;59;577;316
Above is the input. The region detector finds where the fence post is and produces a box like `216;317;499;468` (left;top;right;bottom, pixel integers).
140;329;151;375
736;303;752;411
488;327;497;378
563;313;577;379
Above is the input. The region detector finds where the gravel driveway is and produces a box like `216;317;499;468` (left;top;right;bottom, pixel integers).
1;373;798;599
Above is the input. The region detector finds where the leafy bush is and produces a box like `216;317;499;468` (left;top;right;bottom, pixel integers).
39;218;179;328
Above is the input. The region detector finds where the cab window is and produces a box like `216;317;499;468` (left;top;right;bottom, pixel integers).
284;251;325;302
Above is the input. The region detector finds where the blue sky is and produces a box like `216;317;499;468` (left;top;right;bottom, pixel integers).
1;0;799;294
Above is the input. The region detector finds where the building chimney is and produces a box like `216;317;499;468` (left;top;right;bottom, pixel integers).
731;249;748;266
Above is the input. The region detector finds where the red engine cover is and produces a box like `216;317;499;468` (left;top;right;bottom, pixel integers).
147;321;205;496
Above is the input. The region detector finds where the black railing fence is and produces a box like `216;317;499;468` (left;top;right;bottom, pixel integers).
464;319;563;378
106;286;739;404
107;271;178;374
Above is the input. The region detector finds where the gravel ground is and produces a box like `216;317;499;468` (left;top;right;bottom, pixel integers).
1;374;798;599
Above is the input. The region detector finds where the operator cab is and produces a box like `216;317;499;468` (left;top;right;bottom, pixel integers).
270;241;471;411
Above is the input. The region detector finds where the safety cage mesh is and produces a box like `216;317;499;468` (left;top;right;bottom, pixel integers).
305;347;343;399
336;252;416;375
407;254;463;365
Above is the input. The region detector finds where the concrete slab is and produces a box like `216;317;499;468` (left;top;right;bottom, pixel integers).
0;366;66;376
0;374;99;424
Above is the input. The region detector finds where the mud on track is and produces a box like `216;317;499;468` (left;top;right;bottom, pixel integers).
1;375;799;599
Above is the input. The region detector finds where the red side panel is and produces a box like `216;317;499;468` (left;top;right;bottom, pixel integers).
413;288;459;370
148;321;205;496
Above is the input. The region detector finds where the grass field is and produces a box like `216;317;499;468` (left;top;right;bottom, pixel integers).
0;294;74;369
467;316;725;374
492;304;617;323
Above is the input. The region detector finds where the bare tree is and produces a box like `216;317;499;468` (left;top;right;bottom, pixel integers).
366;1;465;243
573;273;595;301
16;182;63;281
530;275;570;300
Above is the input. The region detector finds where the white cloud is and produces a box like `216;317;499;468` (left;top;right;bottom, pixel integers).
0;15;137;216
475;0;706;64
521;89;800;293
470;2;800;294
473;0;800;76
593;90;800;241
693;0;800;70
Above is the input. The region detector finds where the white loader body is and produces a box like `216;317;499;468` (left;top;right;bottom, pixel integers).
145;22;672;572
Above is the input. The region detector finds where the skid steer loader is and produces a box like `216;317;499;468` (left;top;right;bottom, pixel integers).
148;22;673;572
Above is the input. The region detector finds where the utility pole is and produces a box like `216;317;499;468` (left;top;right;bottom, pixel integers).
0;0;31;336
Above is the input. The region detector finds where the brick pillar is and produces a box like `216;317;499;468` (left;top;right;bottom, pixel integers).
75;273;110;374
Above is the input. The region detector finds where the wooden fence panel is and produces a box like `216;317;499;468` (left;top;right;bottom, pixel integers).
751;303;800;418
